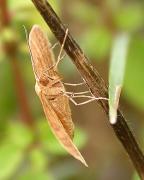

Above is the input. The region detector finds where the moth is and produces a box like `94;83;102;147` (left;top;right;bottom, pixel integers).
29;25;87;166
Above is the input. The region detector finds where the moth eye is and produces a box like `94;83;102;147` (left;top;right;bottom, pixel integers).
39;77;49;86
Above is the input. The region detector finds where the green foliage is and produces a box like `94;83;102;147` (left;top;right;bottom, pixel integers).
8;0;60;41
0;122;33;179
80;28;112;60
132;172;140;180
19;171;54;180
70;2;100;24
0;143;24;180
29;148;47;172
7;122;33;148
0;119;87;179
0;61;17;120
115;5;143;31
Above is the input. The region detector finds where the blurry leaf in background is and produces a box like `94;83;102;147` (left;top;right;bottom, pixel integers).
29;148;48;172
0;27;18;50
132;172;140;180
37;118;87;156
68;1;112;61
0;143;24;180
109;33;130;124
123;36;144;111
0;60;17;129
80;28;112;60
7;122;33;149
0;122;33;179
115;4;143;31
19;171;54;180
70;1;100;24
106;0;121;10
8;0;60;31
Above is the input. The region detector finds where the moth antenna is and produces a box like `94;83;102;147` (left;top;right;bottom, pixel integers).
54;28;69;69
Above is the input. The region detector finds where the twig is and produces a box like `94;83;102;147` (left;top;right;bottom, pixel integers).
31;0;144;178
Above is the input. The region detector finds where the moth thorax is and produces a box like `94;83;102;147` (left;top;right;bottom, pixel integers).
39;76;49;86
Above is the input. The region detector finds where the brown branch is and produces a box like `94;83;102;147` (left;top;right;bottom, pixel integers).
31;0;144;178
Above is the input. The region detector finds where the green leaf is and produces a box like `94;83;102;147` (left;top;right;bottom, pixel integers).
7;122;33;149
70;1;100;24
9;0;59;12
29;148;47;172
19;171;54;180
115;5;143;31
0;143;24;179
132;172;140;180
0;60;17;121
8;0;60;33
109;33;130;124
80;28;112;60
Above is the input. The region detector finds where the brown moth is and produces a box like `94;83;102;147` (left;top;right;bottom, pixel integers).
29;25;87;166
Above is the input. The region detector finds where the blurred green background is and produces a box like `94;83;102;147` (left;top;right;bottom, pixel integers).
0;0;144;179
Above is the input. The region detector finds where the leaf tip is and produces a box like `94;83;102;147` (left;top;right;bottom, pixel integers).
109;113;117;124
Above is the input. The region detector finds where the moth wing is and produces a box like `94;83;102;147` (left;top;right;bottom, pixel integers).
50;94;74;139
37;85;87;166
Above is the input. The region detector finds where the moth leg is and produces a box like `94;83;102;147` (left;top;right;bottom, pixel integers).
66;91;91;95
48;28;68;71
65;94;107;106
69;98;99;106
43;28;68;73
64;82;86;86
54;28;69;69
63;91;108;106
72;95;108;101
63;90;108;100
50;42;59;50
67;93;108;101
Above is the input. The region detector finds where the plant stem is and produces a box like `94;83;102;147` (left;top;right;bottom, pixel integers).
10;56;34;129
0;0;35;129
0;0;11;26
31;0;144;178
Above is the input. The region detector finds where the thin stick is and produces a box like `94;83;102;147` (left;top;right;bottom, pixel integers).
31;0;144;178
